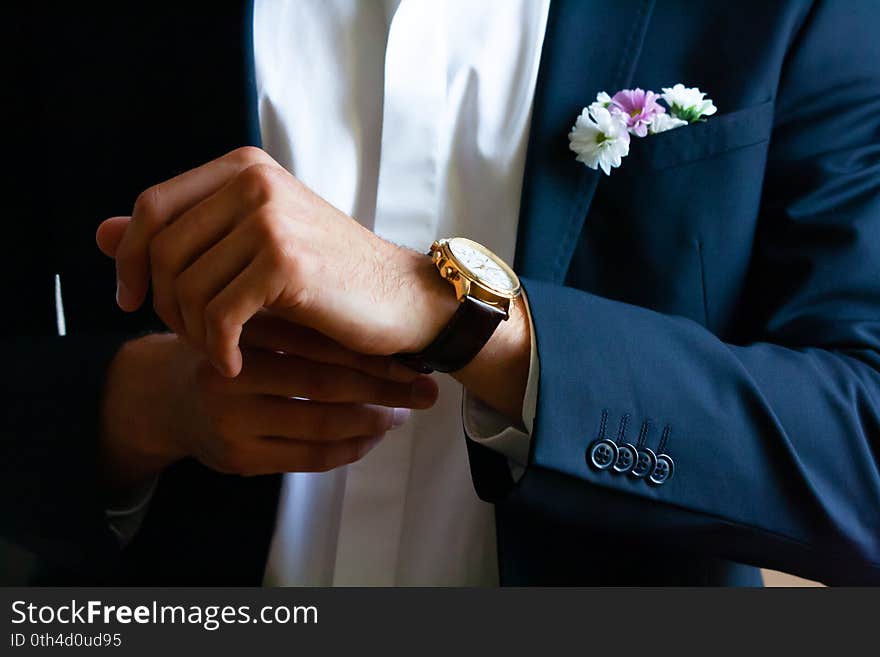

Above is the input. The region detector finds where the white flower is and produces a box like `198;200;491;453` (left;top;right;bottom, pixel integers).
594;91;613;106
588;91;613;115
568;105;631;175
648;112;689;134
661;83;717;122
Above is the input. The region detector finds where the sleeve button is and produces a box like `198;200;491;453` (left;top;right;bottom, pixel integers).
649;453;675;485
630;447;657;479
588;439;619;470
612;443;638;474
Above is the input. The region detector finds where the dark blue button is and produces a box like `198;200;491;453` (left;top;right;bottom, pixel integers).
588;439;619;470
649;453;675;485
613;443;638;473
630;447;657;479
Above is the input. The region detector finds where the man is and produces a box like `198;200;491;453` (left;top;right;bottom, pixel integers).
2;0;879;585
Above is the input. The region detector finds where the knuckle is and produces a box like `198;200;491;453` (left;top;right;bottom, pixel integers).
249;207;282;241
250;213;299;279
133;186;163;226
229;146;272;168
237;164;278;206
174;272;202;308
263;237;295;273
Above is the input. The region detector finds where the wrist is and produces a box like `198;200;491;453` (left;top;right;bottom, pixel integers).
398;247;460;353
395;244;531;422
452;294;531;421
401;241;531;424
99;334;186;501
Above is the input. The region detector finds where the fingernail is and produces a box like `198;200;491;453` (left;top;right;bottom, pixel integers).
116;280;133;310
411;377;437;407
392;408;411;428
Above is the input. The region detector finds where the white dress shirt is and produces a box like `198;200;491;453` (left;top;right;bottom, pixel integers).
254;0;548;586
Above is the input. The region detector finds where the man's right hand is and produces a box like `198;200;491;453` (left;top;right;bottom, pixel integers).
99;313;438;500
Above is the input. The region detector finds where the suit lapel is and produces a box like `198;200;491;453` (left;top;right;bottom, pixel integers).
242;0;263;148
515;0;656;282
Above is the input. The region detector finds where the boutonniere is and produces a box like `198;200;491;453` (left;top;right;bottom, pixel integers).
568;84;717;175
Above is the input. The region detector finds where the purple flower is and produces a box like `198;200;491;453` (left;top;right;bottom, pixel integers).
610;88;666;138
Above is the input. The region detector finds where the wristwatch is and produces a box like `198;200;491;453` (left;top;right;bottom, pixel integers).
396;237;521;373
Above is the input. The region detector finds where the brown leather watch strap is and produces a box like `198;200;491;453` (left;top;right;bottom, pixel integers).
395;296;507;373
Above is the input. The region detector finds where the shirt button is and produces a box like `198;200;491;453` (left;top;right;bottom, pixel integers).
588;439;619;470
630;447;657;479
612;443;638;474
649;453;675;485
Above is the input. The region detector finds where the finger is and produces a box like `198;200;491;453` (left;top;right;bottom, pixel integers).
114;146;277;311
240;314;421;383
236;349;437;409
96;216;131;258
204;251;284;377
165;221;259;346
150;170;265;335
231;434;385;476
230;397;410;442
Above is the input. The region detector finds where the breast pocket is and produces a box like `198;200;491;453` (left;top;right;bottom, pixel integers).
579;100;777;331
625;99;775;171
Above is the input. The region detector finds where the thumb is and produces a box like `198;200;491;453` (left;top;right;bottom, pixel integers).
96;216;132;258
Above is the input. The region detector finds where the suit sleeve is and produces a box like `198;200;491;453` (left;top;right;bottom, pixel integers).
488;1;880;584
0;331;133;582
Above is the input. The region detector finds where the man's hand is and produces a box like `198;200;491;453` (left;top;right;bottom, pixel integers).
100;313;439;497
98;146;530;422
97;147;458;378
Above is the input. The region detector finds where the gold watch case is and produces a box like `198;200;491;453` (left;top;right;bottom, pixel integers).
429;238;522;317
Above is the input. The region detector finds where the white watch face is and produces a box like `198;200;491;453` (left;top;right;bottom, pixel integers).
447;238;518;294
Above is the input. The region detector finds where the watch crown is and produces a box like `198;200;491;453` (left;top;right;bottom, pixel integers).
430;240;441;252
443;266;458;280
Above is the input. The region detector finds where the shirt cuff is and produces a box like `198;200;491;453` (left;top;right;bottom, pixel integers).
105;478;158;546
462;291;539;473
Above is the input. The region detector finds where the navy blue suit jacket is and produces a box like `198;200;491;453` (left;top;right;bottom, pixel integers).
2;1;878;585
